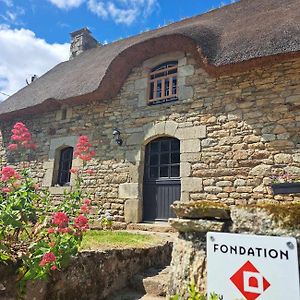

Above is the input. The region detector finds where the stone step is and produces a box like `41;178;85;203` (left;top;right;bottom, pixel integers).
107;266;170;299
130;266;170;297
126;222;176;233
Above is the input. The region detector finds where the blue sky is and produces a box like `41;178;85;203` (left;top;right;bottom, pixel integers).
0;0;237;100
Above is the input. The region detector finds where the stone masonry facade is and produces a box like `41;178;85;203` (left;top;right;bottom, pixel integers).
1;52;300;223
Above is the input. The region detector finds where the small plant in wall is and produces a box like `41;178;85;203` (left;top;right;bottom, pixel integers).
99;210;113;230
270;171;300;194
0;122;95;296
170;281;224;300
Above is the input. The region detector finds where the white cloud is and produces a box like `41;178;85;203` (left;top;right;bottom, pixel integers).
0;0;25;26
48;0;85;9
0;26;69;101
87;0;108;18
107;2;138;25
48;0;158;24
87;0;158;25
0;0;13;7
0;7;25;24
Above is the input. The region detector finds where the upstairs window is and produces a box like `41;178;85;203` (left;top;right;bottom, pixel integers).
148;61;178;105
57;147;73;186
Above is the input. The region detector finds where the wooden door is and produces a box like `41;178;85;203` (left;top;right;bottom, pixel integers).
143;137;181;221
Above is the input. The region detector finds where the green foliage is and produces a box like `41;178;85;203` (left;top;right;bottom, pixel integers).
187;280;202;300
80;231;159;250
0;168;50;264
170;280;223;300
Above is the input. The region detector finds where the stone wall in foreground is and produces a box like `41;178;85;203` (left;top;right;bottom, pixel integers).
168;201;300;297
0;241;172;300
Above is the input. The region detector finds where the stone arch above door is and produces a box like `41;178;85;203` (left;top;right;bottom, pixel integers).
122;120;207;223
126;121;206;153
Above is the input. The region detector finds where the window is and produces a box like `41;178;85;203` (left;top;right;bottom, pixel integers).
148;61;178;105
61;107;67;120
57;147;73;186
144;137;180;180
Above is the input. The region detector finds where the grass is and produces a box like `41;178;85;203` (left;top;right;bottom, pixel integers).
80;230;161;251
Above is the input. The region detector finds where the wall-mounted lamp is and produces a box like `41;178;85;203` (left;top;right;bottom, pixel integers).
113;128;123;146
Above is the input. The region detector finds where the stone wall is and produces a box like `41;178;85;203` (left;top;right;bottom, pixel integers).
168;201;300;298
1;54;300;222
0;241;172;300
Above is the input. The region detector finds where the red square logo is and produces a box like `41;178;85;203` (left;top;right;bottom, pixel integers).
230;261;271;300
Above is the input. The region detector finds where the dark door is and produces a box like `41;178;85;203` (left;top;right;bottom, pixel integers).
143;137;181;221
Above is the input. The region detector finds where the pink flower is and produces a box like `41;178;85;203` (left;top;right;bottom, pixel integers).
74;135;95;162
70;168;79;174
52;212;69;228
57;227;71;234
80;204;89;214
74;214;89;231
84;198;91;205
79;154;92;161
1;166;21;182
7;144;18;151
48;227;55;234
64;227;72;233
85;169;94;175
9;122;36;152
2;187;10;193
50;265;57;271
24;143;37;150
39;252;56;267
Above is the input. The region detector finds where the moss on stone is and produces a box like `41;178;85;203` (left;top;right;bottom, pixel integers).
171;200;230;220
239;202;300;229
183;200;229;210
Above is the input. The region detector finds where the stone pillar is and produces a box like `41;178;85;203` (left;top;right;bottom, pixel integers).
167;201;231;297
119;183;142;223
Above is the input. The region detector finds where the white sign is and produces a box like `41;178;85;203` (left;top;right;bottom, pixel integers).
207;232;300;300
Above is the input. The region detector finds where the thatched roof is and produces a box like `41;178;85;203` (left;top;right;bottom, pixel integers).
0;0;299;120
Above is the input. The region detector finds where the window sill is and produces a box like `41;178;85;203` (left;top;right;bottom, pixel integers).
148;97;178;106
49;186;71;195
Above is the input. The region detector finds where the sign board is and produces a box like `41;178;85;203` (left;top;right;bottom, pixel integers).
207;232;300;300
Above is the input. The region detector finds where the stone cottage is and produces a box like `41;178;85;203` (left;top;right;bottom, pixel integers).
0;0;299;224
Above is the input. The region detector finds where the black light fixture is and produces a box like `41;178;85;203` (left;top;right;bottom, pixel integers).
113;128;123;146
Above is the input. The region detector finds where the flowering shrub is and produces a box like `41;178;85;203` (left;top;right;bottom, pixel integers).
74;135;95;162
8;122;37;152
0;125;95;293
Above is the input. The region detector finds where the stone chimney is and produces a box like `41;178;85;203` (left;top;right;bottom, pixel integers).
69;28;99;60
